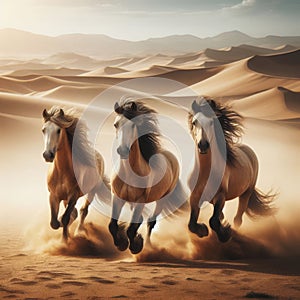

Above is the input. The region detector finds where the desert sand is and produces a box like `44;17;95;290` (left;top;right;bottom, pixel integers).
0;44;300;299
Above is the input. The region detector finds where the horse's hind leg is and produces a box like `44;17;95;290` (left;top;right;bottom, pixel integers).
188;194;209;238
77;192;94;233
146;201;163;246
209;193;231;243
234;189;251;228
109;196;128;251
127;204;144;254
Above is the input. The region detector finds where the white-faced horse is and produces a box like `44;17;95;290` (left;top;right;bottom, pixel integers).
42;106;110;240
188;98;276;242
109;99;184;254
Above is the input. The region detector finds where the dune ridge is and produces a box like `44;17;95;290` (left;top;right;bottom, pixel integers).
247;49;300;78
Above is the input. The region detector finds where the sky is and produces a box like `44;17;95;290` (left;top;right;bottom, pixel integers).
0;0;299;40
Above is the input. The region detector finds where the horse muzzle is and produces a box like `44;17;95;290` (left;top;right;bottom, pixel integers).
43;150;55;162
117;146;130;159
198;140;210;154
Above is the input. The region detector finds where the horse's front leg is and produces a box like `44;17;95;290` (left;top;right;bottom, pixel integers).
127;204;144;254
108;195;128;251
61;195;78;241
188;192;209;238
49;193;61;230
209;192;231;243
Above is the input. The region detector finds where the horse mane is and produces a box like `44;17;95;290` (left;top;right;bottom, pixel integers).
114;98;161;162
188;97;244;165
43;106;96;166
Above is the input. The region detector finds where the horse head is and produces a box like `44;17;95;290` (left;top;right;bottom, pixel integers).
42;108;65;162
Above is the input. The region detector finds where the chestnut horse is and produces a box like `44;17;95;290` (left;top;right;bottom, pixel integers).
42;106;110;240
188;98;276;242
109;99;184;254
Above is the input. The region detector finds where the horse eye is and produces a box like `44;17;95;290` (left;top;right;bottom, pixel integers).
114;122;118;129
42;128;45;134
57;129;61;134
192;120;197;126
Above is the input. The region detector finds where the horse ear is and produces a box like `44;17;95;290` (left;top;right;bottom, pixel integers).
130;102;137;111
42;109;50;120
114;102;123;114
59;109;64;117
191;100;198;112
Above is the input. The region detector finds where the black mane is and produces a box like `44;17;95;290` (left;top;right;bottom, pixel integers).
114;99;161;162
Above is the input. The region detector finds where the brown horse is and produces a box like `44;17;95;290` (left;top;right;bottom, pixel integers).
188;97;276;242
42;106;110;240
109;99;183;254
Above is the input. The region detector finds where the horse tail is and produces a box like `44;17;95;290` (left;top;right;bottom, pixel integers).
246;188;277;218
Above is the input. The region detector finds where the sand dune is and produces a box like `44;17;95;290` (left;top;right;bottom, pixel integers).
0;75;87;94
203;44;299;64
190;56;300;98
233;87;300;120
8;67;85;77
36;85;108;102
159;66;224;86
247;49;300;78
203;47;252;62
119;55;173;71
110;65;176;78
42;52;100;70
0;61;57;75
167;52;202;66
82;66;128;76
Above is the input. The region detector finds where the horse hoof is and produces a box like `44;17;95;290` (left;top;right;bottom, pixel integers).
129;234;144;255
115;234;129;251
233;217;242;229
217;225;232;243
50;220;60;230
196;223;209;238
189;223;209;238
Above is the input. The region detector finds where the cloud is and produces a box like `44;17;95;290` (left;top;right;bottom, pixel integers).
222;0;256;12
232;0;256;9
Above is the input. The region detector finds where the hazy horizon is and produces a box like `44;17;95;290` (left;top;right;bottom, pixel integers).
0;0;299;41
1;27;300;42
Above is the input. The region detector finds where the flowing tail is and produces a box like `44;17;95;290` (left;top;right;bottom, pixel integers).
246;188;277;218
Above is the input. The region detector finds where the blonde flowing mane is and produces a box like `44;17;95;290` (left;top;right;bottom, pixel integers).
43;106;96;166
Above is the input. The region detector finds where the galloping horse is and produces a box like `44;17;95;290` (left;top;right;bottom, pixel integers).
188;97;276;242
109;99;182;254
42;106;110;240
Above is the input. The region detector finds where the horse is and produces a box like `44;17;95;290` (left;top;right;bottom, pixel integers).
42;106;110;240
187;97;276;243
109;98;183;254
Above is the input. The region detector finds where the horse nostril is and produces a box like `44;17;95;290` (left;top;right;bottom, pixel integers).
198;140;209;153
43;151;55;162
